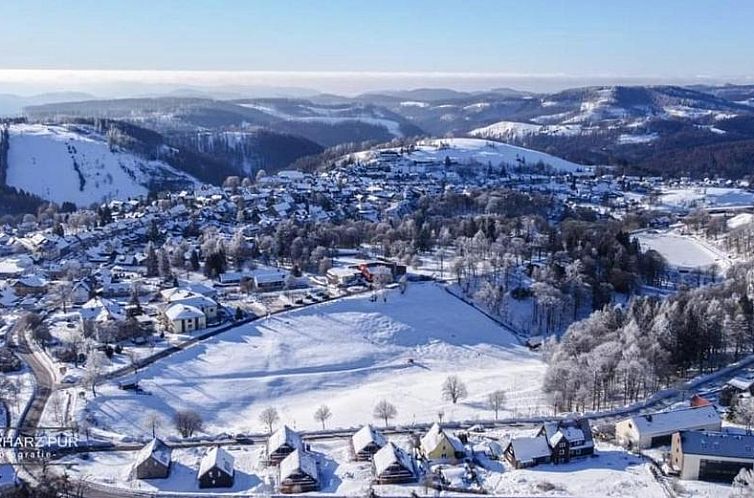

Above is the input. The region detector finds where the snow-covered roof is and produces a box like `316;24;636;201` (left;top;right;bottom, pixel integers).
269;425;302;454
134;437;171;468
352;424;387;454
509;436;551;463
679;430;754;459
198;447;234;478
420;423;464;453
279;449;317;481
727;377;754;391
165;303;204;320
373;442;414;475
625;405;720;437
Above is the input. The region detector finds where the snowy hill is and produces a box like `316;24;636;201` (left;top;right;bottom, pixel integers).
5;123;200;206
356;137;590;173
74;284;545;437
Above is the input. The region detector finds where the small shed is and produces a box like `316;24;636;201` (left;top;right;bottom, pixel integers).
279;449;319;494
373;442;416;484
197;447;234;489
351;425;387;461
504;436;552;469
268;425;303;466
132;438;172;480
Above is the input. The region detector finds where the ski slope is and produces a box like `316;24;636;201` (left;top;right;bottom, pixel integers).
77;284;546;439
5;123;199;206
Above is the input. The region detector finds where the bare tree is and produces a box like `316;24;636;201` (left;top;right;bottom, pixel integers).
441;375;468;404
487;390;506;420
259;406;279;434
373;400;397;427
173;409;203;438
313;404;332;430
146;412;163;438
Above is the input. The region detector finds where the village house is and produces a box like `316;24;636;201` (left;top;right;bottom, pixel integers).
420;423;466;464
164;303;207;333
278;449;319;494
131;438;172;480
268;425;303;466
373;442;417;484
71;280;92;305
11;275;48;296
504;436;552;469
162;288;219;320
197;446;234;489
537;419;595;464
253;271;288;293
615;405;721;449
351;424;387;462
720;377;754;406
671;430;754;481
326;267;363;287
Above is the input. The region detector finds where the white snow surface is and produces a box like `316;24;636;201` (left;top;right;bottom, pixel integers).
359;138;588;173
5;123;200;206
470;120;585;140
78;284;545;438
633;230;726;270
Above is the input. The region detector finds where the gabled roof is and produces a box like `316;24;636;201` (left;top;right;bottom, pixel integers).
541;419;593;448
165;303;204;320
420;423;465;454
624;405;720;436
508;436;551;463
269;425;302;454
727;377;754;391
352;425;387;454
134;438;171;468
679;431;754;460
374;442;414;475
279;449;318;481
198;447;234;478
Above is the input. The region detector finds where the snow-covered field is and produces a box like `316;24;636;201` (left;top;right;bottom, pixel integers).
356;138;589;173
71;284;546;440
658;187;754;212
6;123;199;206
633;230;729;271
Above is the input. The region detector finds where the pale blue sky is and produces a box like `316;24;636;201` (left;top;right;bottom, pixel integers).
1;0;753;94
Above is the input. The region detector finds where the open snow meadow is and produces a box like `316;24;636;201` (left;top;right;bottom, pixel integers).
76;283;546;439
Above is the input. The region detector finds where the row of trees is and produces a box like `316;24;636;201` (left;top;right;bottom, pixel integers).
544;262;754;412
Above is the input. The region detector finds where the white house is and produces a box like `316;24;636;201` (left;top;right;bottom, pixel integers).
615;405;721;449
165;304;206;333
671;430;754;481
162;289;218;320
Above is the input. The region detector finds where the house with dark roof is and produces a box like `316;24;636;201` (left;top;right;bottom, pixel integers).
537;419;595;464
132;438;171;480
671;431;754;481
